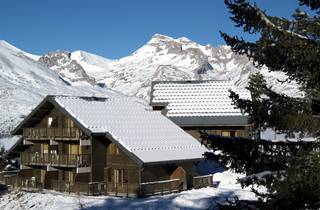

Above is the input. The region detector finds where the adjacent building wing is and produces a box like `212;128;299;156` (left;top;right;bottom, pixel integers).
150;80;251;127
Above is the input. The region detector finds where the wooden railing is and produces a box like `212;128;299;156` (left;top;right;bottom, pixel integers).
193;174;214;188
21;152;90;168
23;127;82;140
140;179;182;196
106;182;140;197
51;180;106;195
4;176;44;190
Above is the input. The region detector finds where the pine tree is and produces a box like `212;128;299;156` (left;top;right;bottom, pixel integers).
222;0;320;136
203;0;320;209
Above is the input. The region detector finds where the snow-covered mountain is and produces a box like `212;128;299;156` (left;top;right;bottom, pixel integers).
39;34;302;100
0;34;303;148
0;40;122;138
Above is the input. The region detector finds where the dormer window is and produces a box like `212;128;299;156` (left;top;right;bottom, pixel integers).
48;117;53;128
47;116;58;128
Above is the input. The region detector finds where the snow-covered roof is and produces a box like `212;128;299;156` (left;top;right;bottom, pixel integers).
14;95;208;165
150;80;250;126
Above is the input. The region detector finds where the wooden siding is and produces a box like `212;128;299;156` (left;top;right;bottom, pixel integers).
18;107;93;189
141;165;174;183
184;127;251;141
105;143;141;195
22;107;86;141
91;137;107;182
142;162;198;189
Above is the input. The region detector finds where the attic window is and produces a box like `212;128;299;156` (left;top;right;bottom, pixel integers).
48;117;58;128
48;117;53;127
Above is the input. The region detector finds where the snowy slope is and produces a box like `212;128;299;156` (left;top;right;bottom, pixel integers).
0;40;122;140
41;34;302;100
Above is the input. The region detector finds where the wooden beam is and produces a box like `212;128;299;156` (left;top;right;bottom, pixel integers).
47;165;58;172
23;139;34;145
50;140;58;145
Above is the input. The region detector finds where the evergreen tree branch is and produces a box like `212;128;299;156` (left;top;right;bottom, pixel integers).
299;0;320;12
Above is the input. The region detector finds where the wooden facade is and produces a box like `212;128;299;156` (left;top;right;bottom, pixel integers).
150;105;252;141
183;126;252;141
9;106;206;197
149;80;253;141
150;107;252;141
16;108;91;190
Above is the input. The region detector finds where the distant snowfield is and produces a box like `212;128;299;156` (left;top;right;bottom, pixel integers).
0;171;257;210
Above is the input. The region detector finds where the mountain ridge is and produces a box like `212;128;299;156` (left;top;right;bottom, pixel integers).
37;34;302;100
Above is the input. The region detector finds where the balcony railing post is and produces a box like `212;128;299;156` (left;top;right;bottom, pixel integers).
126;181;129;197
68;181;71;194
115;182;118;197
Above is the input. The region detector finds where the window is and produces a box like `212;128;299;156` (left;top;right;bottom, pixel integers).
48;117;53;127
109;143;120;155
221;131;230;137
42;144;49;154
69;144;79;155
47;116;58;128
114;169;127;187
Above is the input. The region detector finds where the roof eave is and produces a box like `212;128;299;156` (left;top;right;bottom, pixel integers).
142;157;204;167
11;95;94;137
11;95;54;135
48;98;93;136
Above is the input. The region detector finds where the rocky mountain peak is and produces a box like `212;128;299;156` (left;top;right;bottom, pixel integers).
39;51;96;86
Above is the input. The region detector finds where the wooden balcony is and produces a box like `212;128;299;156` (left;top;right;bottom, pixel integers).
23;127;82;140
21;152;90;169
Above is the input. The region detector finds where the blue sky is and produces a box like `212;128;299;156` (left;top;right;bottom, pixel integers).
0;0;304;59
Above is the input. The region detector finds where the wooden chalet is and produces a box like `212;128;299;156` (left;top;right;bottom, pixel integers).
150;80;252;140
6;95;209;196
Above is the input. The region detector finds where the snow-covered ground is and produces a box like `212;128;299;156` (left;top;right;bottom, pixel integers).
0;171;256;210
